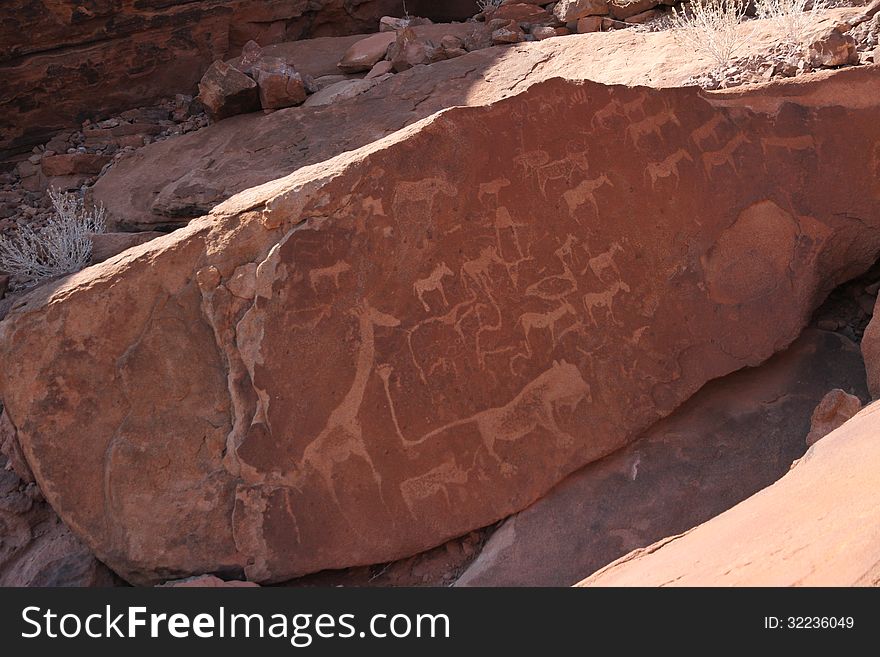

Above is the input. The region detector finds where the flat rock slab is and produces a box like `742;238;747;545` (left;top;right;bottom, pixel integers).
579;398;880;586
455;329;867;586
2;67;880;584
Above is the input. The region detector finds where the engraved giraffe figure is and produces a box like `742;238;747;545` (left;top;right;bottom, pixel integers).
298;302;400;517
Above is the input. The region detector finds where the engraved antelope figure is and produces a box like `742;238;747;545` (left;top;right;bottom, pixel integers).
582;280;630;326
690;114;725;150
645;149;694;188
413;262;454;312
626;105;681;146
702;133;750;177
563;173;613;216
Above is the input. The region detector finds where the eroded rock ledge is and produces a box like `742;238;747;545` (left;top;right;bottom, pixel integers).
1;67;879;584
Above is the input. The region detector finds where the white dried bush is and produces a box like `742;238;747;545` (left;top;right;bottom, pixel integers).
0;189;105;288
672;0;751;67
476;0;503;11
755;0;827;47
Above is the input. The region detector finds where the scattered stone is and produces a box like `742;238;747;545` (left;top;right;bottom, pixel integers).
252;58;308;110
532;25;559;39
337;32;396;72
577;16;604;32
197;60;260;120
41;153;110;177
553;0;609;22
489;3;557;26
805;389;862;447
379;15;433;32
807;28;859;67
609;0;657;19
365;60;395;79
492;21;527;44
387;27;445;71
625;8;661;24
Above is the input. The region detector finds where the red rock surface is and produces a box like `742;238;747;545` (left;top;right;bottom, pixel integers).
455;330;867;586
1;64;879;584
579;400;880;586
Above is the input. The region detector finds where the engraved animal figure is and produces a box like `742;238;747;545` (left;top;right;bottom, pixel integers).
760;134;816;157
586;242;623;283
478;178;511;207
690;114;725;150
563;174;613;216
298;302;400;517
590;99;622;130
702;133;750;177
413;262;454;312
409;361;590;474
309;260;351;292
391;177;456;218
518;301;580;352
515;148;590;195
619;92;649;120
399;459;470;512
645;149;693;188
582;280;631;326
626;105;681;146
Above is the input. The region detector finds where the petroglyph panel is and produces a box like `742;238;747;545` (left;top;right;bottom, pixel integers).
3;71;880;584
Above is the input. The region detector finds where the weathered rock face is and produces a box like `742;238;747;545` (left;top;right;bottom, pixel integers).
579;400;880;586
2;68;880;584
455;330;867;586
0;0;477;157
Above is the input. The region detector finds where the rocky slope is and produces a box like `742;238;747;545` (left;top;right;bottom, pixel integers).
0;0;477;157
1;61;879;583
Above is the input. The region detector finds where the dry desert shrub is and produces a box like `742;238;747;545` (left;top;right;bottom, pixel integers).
671;0;751;67
755;0;828;47
0;189;105;288
476;0;504;11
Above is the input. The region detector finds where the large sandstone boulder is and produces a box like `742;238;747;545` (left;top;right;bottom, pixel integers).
2;68;880;584
455;330;867;586
579;400;880;586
